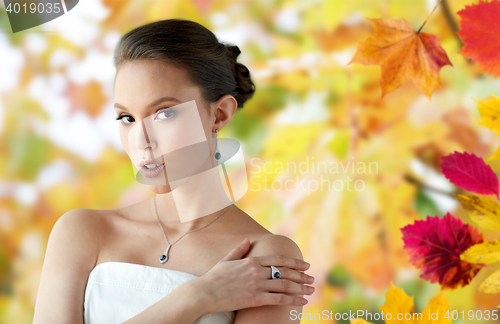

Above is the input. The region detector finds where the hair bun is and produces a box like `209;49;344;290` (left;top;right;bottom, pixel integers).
225;44;241;62
224;44;255;108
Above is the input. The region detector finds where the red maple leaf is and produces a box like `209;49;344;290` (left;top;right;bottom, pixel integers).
401;213;484;289
441;151;499;199
457;0;500;77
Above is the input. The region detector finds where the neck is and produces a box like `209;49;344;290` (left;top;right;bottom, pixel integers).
151;165;233;232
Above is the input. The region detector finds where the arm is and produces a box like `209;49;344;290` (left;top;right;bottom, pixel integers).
33;209;100;324
127;237;311;324
124;237;308;323
122;277;209;324
233;234;310;323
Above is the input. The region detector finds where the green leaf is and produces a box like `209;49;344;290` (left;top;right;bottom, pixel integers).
414;188;441;219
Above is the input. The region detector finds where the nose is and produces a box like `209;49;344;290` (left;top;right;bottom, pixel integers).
134;121;157;151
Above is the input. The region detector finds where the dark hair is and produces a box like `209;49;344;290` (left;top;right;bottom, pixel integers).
114;19;255;108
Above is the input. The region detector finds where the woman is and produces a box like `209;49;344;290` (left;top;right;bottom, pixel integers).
33;19;314;324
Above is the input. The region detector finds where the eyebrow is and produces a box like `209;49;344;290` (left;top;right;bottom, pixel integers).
114;96;183;112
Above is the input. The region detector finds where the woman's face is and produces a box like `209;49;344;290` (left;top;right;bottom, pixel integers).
114;60;215;193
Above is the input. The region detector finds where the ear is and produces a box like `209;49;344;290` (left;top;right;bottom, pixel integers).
212;94;238;132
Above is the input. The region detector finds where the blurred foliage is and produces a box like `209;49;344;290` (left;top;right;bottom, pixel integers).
1;0;500;323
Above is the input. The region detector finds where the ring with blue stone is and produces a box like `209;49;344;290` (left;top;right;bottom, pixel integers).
270;266;281;279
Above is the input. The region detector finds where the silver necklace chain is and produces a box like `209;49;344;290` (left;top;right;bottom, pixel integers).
153;195;230;263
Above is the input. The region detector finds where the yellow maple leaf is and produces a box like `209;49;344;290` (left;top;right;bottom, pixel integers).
474;95;500;160
379;282;416;324
354;282;453;324
452;194;500;231
461;240;500;264
348;17;452;99
479;268;500;294
420;291;452;324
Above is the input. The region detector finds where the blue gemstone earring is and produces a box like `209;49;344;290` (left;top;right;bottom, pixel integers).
214;130;221;161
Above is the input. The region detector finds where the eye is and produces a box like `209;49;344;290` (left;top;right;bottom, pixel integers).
116;115;134;124
155;109;176;120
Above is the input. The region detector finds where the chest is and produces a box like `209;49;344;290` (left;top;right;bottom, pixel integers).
95;215;260;277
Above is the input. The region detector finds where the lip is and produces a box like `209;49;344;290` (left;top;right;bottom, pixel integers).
139;159;162;168
138;159;165;178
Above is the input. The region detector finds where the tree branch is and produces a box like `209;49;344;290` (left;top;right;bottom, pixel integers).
440;0;464;49
404;173;455;197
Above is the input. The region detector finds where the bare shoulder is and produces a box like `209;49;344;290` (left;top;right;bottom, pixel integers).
246;233;304;261
33;208;102;323
50;208;101;257
51;208;103;258
233;235;307;323
55;207;103;233
227;206;303;260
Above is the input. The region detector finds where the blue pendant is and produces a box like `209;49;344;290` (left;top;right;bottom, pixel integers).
214;152;221;160
159;245;171;264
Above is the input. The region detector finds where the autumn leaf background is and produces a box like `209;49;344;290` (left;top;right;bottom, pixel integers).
1;0;500;323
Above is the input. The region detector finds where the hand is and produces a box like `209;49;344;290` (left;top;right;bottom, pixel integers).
194;238;314;314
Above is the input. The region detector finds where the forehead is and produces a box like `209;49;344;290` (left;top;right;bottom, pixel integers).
114;60;200;109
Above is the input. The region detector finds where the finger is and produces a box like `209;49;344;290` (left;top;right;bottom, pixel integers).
257;255;310;270
270;267;314;284
219;238;251;262
257;293;308;307
264;279;315;295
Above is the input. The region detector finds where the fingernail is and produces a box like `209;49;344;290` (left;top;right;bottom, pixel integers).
301;298;308;305
242;238;248;244
303;261;310;269
307;286;315;294
308;276;314;284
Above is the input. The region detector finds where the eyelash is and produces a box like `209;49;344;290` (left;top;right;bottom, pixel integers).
115;109;175;124
115;115;132;122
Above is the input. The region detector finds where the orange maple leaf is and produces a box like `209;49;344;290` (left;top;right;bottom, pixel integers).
349;18;452;99
65;81;108;118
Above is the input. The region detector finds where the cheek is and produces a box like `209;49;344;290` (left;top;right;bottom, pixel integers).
196;106;213;138
155;114;204;153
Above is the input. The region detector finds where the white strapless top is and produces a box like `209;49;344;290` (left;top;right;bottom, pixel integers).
83;261;236;324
